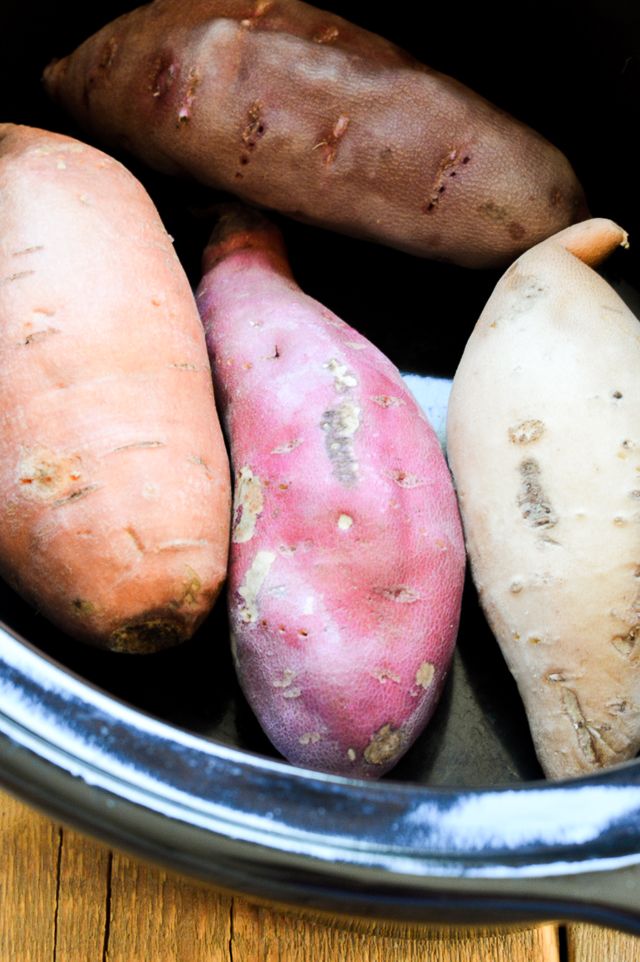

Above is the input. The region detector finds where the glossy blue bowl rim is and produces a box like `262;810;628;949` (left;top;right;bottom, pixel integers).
3;618;640;932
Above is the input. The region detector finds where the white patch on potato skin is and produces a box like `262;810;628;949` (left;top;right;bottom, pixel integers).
347;748;356;761
363;724;404;765
337;514;353;530
16;447;84;503
303;596;314;614
299;732;321;745
415;662;435;689
323;358;358;393
232;466;263;543
273;669;295;688
238;550;276;623
271;438;302;455
371;668;401;684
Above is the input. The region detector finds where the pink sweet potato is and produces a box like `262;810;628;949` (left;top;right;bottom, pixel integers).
0;124;231;652
43;0;588;269
195;205;465;777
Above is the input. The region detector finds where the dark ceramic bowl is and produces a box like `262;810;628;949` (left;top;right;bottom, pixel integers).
2;0;640;934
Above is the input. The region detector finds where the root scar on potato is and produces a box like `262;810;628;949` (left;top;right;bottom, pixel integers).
321;402;359;486
517;459;557;529
388;469;425;488
154;538;208;551
12;246;44;255
15;327;61;347
52;483;103;508
110;440;166;453
509;420;545;444
1;270;36;285
612;627;639;657
375;585;420;603
371;395;405;407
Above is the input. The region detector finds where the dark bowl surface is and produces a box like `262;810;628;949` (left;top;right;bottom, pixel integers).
2;0;640;933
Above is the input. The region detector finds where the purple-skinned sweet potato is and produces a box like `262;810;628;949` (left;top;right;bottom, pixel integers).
195;205;465;778
43;0;588;269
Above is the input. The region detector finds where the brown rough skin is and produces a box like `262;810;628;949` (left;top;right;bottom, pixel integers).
43;0;589;269
0;124;231;652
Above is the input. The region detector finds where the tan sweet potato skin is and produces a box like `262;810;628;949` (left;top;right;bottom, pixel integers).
43;0;588;269
447;219;640;780
0;124;231;652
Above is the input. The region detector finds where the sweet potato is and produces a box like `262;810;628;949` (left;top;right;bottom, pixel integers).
446;218;640;780
43;0;588;269
195;204;465;778
0;123;231;652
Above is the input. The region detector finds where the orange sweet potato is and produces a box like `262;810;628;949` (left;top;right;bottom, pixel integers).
43;0;588;269
0;124;231;652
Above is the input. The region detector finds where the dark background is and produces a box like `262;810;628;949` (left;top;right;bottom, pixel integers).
1;0;639;787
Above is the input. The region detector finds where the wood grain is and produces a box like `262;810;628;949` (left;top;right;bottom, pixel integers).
106;850;232;962
0;791;59;962
0;786;633;962
230;899;560;961
567;923;640;961
55;827;110;962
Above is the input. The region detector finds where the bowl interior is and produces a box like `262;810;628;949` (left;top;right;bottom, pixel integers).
1;0;640;792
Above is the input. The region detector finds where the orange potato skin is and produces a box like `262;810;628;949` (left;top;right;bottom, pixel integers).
0;124;231;652
43;0;588;269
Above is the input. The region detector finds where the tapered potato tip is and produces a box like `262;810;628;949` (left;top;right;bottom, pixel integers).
548;217;628;268
202;204;291;274
42;57;68;106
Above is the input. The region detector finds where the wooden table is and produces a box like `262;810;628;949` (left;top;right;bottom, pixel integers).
1;787;639;961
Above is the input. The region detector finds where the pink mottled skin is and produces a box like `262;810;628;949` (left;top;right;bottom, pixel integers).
196;206;465;778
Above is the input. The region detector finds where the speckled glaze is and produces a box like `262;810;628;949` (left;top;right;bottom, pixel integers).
196;208;465;778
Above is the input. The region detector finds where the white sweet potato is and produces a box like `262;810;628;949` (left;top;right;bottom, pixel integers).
195;205;465;778
0;124;231;652
446;218;640;780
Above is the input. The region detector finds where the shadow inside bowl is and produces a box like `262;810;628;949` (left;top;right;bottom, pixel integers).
0;567;545;789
